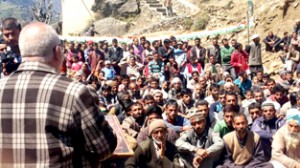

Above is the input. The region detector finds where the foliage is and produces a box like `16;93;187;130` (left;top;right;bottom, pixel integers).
0;0;60;24
32;0;54;24
192;14;210;31
225;0;234;10
0;3;30;20
183;17;193;30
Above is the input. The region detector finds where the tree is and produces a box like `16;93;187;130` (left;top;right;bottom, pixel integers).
32;0;53;24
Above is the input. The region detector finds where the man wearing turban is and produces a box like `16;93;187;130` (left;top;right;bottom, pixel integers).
271;109;300;168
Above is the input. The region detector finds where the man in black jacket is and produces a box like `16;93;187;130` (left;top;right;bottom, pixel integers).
108;38;123;74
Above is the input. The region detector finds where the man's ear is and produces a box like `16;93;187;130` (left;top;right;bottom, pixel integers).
53;45;63;62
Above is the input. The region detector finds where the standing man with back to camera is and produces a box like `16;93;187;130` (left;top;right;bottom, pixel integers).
0;22;117;167
0;17;22;77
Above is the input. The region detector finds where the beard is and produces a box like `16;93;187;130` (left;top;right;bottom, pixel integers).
285;128;300;150
152;134;163;146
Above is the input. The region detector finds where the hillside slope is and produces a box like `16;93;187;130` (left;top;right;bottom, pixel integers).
129;0;299;75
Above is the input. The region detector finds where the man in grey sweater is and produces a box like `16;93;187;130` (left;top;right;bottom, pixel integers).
248;34;263;78
175;110;224;168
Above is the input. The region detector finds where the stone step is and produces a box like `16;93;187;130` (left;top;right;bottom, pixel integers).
146;1;160;4
149;4;163;7
156;8;166;12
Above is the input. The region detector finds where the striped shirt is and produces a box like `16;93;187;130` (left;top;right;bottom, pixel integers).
0;62;116;168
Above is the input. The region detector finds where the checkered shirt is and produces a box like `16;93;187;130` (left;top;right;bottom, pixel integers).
0;62;115;168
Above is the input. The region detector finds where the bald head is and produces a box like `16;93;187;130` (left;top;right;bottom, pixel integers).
19;22;60;61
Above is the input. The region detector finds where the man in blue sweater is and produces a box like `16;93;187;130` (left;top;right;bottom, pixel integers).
162;99;191;134
251;101;285;160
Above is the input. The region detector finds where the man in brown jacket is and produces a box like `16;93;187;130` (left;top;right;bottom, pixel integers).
125;119;181;168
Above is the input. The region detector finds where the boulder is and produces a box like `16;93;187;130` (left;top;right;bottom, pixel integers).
118;0;140;17
93;0;140;18
93;17;130;36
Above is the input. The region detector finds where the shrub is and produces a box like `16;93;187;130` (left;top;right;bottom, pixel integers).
192;14;210;30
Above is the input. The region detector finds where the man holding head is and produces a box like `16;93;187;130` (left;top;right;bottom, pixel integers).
0;22;117;167
125;119;181;168
271;109;300;168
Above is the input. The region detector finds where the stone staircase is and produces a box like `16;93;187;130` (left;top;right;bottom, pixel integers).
143;0;177;17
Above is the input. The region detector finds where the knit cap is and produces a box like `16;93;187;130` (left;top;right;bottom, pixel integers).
148;119;166;136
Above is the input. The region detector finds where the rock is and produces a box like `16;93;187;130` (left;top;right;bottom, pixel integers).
118;0;140;17
93;0;140;18
94;17;130;36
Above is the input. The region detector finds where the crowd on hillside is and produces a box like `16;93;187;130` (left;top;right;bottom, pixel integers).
1;17;300;167
55;20;300;168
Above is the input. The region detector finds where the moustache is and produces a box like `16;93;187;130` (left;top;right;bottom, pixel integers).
236;128;246;132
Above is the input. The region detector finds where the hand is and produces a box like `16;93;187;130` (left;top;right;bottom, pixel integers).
193;155;203;168
195;148;208;158
159;140;166;158
238;63;242;67
182;125;190;131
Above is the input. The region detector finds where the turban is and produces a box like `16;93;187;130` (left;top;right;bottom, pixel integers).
148;119;166;136
286;109;300;125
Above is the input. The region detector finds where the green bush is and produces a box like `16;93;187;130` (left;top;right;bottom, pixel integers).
183;17;193;30
192;14;210;30
225;0;234;10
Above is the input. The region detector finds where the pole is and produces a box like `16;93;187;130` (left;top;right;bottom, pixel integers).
247;10;250;44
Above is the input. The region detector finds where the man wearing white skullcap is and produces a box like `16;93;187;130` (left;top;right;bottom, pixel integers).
251;101;285;160
248;33;263;78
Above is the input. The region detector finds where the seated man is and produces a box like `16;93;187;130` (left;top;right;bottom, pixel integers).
122;102;145;138
204;55;223;81
251;101;285;160
234;72;252;98
268;85;289;107
162;99;191;134
125;119;181;168
175;111;224;168
213;105;236;138
248;102;262;128
271;109;300;168
210;89;226;121
217;91;245;121
217;113;273;168
137;105;178;144
204;83;220;106
263;31;281;52
196;100;216;129
178;89;195;115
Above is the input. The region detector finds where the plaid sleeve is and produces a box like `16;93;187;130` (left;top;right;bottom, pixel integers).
73;85;116;161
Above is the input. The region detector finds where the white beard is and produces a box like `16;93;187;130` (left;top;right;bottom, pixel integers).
152;135;163;145
285;128;300;150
